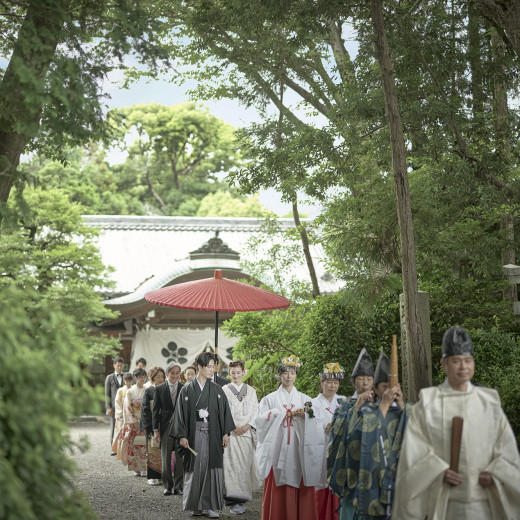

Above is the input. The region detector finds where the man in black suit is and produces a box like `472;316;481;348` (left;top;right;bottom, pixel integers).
104;356;125;453
153;362;184;495
213;355;229;387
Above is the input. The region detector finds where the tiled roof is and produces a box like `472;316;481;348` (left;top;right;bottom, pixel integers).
84;215;341;301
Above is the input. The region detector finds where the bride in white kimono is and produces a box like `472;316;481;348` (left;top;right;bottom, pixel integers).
222;360;261;515
255;355;325;520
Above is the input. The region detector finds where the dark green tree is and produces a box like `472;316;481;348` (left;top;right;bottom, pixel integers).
161;0;520;395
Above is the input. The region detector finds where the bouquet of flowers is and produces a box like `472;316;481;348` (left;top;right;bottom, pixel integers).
304;401;315;418
288;401;315;419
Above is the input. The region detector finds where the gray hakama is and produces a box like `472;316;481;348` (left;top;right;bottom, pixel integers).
183;422;224;511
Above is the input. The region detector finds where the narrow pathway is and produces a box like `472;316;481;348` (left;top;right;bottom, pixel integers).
70;423;263;520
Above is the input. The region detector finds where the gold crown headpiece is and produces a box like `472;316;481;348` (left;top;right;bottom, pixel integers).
319;362;345;380
280;355;302;369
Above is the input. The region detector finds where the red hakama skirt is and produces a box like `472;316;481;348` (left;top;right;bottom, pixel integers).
261;470;318;520
316;487;340;520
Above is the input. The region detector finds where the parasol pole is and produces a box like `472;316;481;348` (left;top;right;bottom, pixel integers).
214;270;221;381
214;270;221;358
215;310;219;357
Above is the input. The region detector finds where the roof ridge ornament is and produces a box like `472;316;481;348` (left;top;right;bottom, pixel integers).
189;231;240;260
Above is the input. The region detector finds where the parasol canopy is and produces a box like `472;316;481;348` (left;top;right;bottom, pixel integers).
144;270;291;362
145;269;291;312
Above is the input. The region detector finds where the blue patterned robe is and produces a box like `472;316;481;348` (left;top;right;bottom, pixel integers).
327;399;413;519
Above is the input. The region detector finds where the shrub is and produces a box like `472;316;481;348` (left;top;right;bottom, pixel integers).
0;286;98;520
298;292;401;397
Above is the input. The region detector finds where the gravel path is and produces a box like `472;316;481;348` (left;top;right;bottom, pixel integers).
70;422;263;520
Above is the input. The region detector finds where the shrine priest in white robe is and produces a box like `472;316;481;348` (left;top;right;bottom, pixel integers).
393;326;520;520
255;355;325;520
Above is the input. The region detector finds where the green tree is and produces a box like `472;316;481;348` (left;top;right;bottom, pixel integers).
196;191;267;217
161;0;520;395
0;0;168;220
0;185;119;357
20;145;149;215
108;102;245;214
224;291;401;399
473;0;520;60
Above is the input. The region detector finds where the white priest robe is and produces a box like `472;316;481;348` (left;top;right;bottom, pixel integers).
393;380;520;520
222;383;261;501
311;393;344;490
255;386;325;488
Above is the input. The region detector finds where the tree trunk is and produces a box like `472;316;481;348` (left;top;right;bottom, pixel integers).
370;0;429;398
492;29;517;302
146;165;167;210
0;0;67;223
291;195;320;299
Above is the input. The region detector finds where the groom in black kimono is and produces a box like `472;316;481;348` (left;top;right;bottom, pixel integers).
172;352;235;519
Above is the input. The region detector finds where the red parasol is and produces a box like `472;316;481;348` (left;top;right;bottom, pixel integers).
144;269;290;356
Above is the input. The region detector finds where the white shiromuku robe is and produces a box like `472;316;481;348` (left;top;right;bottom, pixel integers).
222;383;261;501
393;380;520;520
311;393;344;490
255;386;325;488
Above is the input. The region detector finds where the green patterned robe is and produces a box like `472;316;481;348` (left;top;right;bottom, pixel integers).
327;400;413;519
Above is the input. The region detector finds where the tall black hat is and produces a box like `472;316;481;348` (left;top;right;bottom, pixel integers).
442;326;474;358
351;348;374;379
373;352;390;386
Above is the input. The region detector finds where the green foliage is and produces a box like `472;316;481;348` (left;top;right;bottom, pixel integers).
225;303;310;398
20;145;148;216
225;292;401;399
103;102;247;215
164;0;520;338
0;285;99;520
0;185;119;358
19;100;255;217
297;292;401;397
239;214;314;299
243;352;287;398
196;191;267;217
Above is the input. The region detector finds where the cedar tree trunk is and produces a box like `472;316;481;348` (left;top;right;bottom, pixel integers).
370;0;429;397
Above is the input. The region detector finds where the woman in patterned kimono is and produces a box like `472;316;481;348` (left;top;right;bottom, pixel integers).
255;355;325;520
312;363;346;520
112;372;134;459
140;366;166;485
222;360;261;515
121;367;148;476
